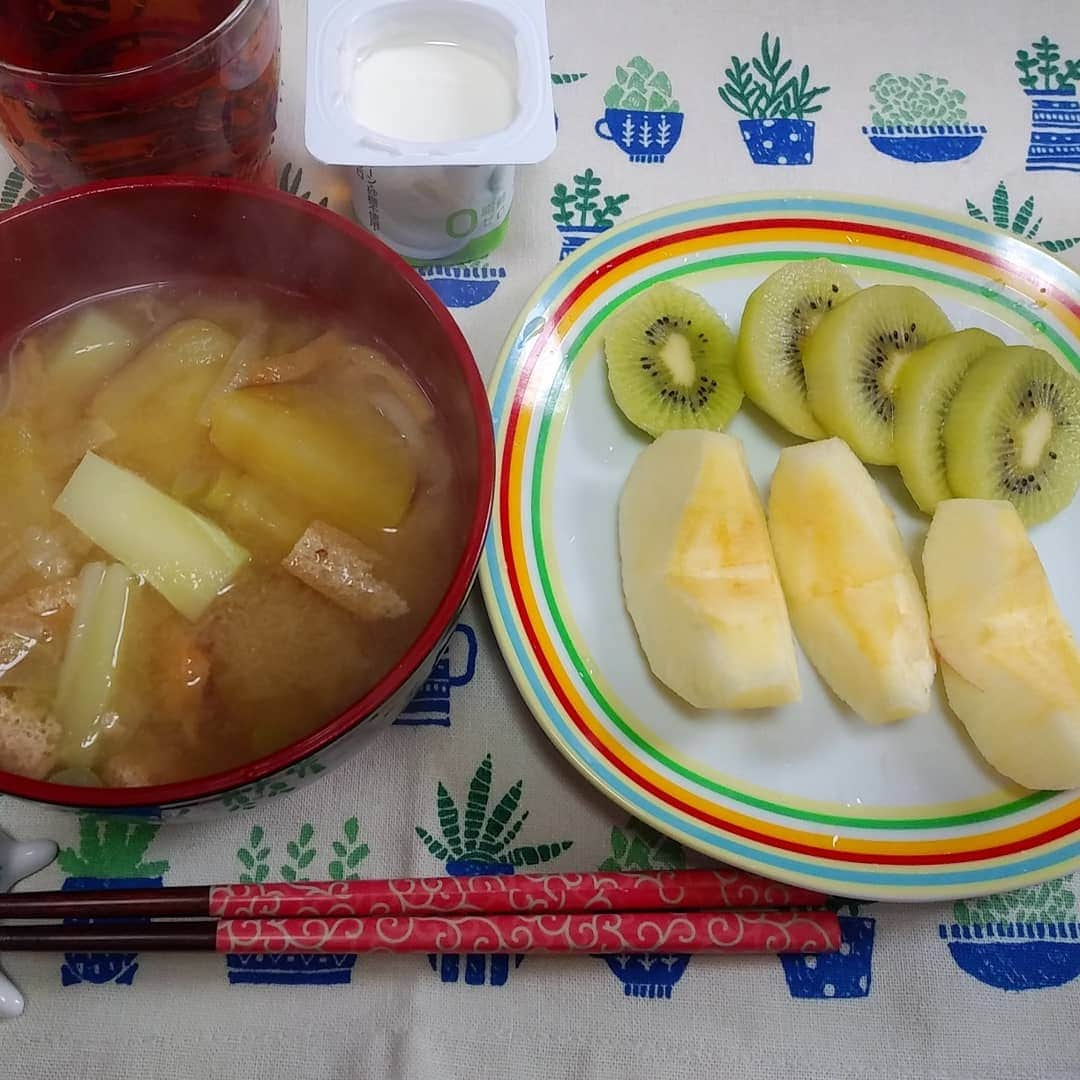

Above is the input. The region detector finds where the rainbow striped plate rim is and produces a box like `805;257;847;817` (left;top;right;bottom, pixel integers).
480;193;1080;901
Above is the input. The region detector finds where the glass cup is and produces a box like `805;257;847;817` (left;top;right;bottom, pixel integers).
0;0;280;194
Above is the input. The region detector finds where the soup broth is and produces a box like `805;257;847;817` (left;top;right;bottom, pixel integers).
0;283;464;787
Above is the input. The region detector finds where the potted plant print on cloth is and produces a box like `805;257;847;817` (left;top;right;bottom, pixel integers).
965;180;1080;253
416;752;573;986
862;73;986;162
551;169;630;259
1016;36;1080;171
596;820;692;1000
596;56;684;163
940;876;1080;991
225;821;370;986
57;816;168;987
0;166;37;211
415;264;507;309
718;33;829;165
779;900;875;999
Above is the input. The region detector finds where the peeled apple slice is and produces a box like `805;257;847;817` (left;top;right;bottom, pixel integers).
767;437;935;724
618;430;800;710
924;498;1080;789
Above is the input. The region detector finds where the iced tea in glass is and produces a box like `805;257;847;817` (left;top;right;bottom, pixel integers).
0;0;280;193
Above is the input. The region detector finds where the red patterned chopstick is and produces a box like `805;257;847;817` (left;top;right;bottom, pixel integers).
0;869;827;921
0;910;842;956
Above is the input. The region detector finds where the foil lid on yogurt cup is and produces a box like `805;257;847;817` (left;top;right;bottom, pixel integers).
306;0;557;167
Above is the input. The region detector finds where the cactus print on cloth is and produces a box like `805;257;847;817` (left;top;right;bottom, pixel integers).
56;818;168;988
416;753;573;986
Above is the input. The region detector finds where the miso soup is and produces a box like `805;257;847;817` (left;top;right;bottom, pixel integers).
0;283;464;786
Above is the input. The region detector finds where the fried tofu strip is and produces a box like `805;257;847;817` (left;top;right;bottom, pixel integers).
282;521;408;621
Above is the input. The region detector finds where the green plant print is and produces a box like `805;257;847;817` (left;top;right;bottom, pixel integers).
870;74;967;126
718;33;829;120
236;819;370;882
1016;36;1080;91
278;162;329;208
220;761;326;812
281;823;317;882
57;816;168;879
237;825;272;884
328;817;370;881
600;819;684;871
965;181;1080;253
415;752;573;868
0;166;39;212
552;71;588;85
604;56;680;113
954;877;1076;926
550;169;629;229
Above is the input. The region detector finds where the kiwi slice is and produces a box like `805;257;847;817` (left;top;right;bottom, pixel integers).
736;258;859;439
803;285;953;465
944;345;1080;525
604;282;741;437
893;328;1003;513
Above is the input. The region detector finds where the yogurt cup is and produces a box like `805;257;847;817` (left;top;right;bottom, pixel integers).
306;0;555;264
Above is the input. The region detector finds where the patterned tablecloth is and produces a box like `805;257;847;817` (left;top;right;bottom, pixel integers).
3;2;1080;1077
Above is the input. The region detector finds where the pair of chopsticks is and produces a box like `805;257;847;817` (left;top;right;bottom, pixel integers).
0;868;841;956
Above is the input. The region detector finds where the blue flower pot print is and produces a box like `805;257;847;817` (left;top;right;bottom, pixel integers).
429;860;522;986
940;921;1080;991
60;876;162;987
225;953;356;986
601;952;691;999
738;118;817;165
1025;87;1080;172
395;623;478;727
862;124;987;163
417;265;506;309
556;223;611;260
595;108;684;163
780;916;875;998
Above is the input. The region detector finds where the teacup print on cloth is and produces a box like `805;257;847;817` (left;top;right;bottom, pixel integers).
393;623;478;727
596;57;684;164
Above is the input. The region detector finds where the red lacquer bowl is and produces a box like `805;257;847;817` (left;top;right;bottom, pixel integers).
0;176;494;820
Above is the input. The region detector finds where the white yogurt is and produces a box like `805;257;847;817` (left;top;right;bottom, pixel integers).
348;38;517;143
307;0;555;263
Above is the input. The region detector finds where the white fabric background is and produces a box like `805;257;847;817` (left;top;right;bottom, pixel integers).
2;0;1080;1077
